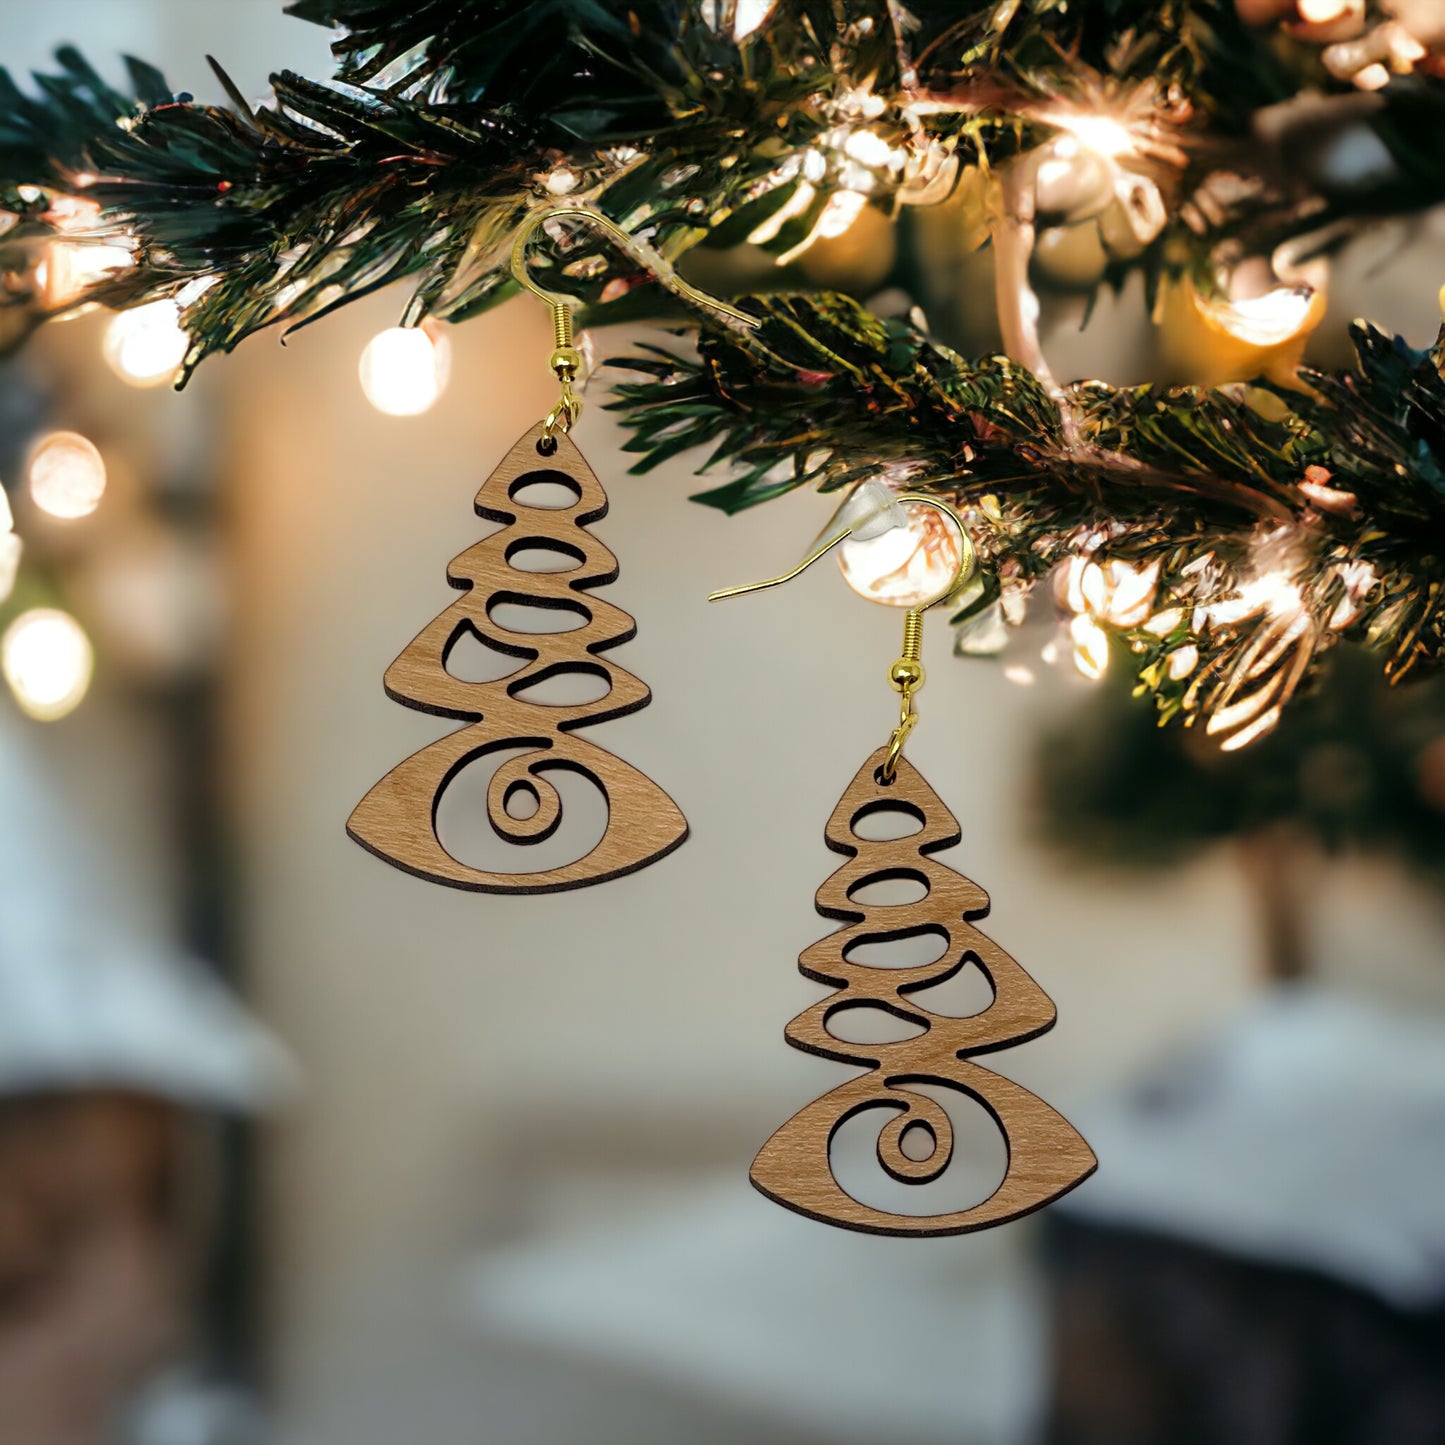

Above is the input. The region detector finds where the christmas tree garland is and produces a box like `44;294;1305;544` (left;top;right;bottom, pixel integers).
607;294;1445;746
1;1;1444;739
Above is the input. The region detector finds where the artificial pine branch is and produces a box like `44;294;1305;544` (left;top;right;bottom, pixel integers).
2;1;1444;735
607;293;1445;742
3;2;1440;375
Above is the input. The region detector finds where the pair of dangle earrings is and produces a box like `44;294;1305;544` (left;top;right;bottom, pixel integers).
347;207;1095;1235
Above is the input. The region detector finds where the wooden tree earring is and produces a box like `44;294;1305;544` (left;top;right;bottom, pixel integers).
711;496;1096;1234
349;207;756;892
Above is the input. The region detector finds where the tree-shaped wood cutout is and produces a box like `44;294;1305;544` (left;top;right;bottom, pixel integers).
750;746;1095;1234
347;424;688;892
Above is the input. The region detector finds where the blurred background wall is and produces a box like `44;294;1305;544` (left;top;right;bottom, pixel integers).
4;6;1445;1445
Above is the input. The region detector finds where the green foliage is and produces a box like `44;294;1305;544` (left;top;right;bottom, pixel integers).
1033;641;1445;871
608;295;1445;731
2;2;1444;728
5;0;1433;374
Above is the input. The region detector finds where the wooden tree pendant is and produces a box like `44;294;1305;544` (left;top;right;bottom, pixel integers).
347;423;688;892
750;747;1096;1235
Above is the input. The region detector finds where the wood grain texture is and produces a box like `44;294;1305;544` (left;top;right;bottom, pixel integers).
750;746;1095;1235
347;423;688;892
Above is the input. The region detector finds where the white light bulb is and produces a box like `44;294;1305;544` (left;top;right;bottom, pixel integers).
1046;111;1138;160
732;0;776;38
3;608;94;721
838;502;966;609
1297;0;1356;21
27;431;107;520
1211;286;1317;346
358;326;452;417
103;300;189;387
39;240;134;309
1069;614;1110;681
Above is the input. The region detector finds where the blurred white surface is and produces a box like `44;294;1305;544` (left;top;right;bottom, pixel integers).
1060;984;1445;1309
466;1178;1046;1445
0;711;292;1109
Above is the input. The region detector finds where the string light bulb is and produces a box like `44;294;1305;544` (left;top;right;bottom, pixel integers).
2;608;93;721
1069;613;1111;680
38;240;134;310
27;431;107;520
358;323;452;416
103;299;189;387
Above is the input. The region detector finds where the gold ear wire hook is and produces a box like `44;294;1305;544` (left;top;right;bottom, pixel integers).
510;204;759;444
709;494;976;782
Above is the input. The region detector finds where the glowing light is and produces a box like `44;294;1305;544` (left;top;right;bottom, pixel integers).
103;299;189;386
1167;644;1199;681
1353;62;1392;90
1209;286;1317;347
3;608;93;721
1069;614;1110;680
778;189;870;265
1003;664;1036;686
1057;555;1159;628
0;485;11;534
358;325;452;417
816;188;869;241
545;166;580;196
1298;0;1356;20
701;0;776;37
27;431;107;520
732;0;776;38
843;130;894;168
747;181;817;246
0;534;20;607
838;501;966;609
1391;31;1429;65
38;240;133;309
1046;111;1138;160
1218;707;1283;752
1079;560;1109;614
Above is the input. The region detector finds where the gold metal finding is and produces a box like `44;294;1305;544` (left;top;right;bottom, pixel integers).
709;494;975;780
880;606;927;785
510;204;759;443
541;298;583;443
509;205;759;329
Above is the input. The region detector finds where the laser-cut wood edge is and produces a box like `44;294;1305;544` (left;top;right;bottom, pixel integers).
749;746;1095;1234
348;423;688;892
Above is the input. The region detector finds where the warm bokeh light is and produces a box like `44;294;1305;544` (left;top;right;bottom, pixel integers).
1045;110;1138;159
0;534;20;607
730;0;776;38
838;502;965;609
37;239;134;310
1209;287;1317;347
2;608;94;721
103;299;190;387
1070;613;1110;681
27;431;107;520
358;325;452;416
1353;62;1392;90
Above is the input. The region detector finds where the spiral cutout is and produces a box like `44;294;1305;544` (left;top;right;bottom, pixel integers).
347;423;688;893
748;746;1096;1234
877;1089;953;1184
487;754;564;844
